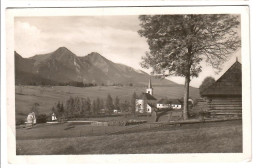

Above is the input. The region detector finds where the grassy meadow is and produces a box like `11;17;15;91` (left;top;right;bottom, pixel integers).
15;85;199;122
16;120;242;154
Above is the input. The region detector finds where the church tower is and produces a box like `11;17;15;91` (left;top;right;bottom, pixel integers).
146;78;153;95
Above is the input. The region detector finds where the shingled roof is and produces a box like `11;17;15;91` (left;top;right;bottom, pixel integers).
157;98;182;104
201;60;242;97
140;93;157;100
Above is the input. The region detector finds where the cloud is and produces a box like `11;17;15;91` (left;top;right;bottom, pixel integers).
14;16;240;88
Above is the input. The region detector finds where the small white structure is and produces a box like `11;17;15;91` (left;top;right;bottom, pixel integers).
157;99;182;109
26;112;36;124
113;109;120;114
52;113;57;121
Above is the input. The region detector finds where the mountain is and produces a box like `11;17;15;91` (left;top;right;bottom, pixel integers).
15;47;180;86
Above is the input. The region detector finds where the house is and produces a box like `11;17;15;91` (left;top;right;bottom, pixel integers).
157;99;182;109
201;59;242;117
136;78;157;114
51;113;57;121
25;112;36;124
113;109;121;114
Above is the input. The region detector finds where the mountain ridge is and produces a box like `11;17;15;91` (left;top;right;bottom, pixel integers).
15;47;180;86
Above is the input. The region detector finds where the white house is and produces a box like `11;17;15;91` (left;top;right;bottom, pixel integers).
26;112;36;124
52;113;57;121
156;99;182;109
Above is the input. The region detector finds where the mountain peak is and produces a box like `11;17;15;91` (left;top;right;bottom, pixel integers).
87;52;103;57
55;46;71;53
86;52;107;62
52;47;76;60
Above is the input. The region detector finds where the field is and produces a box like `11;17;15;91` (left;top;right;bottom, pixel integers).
16;120;242;154
15;85;200;121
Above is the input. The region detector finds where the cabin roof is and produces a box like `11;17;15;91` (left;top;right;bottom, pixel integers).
157;98;182;105
201;61;242;97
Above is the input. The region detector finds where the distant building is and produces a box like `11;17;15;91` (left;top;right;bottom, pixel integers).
157;98;182;109
136;78;157;114
113;109;120;114
51;113;57;121
201;60;242;117
26;112;36;124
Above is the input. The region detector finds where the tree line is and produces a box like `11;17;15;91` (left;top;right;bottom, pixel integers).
52;93;137;120
24;81;135;88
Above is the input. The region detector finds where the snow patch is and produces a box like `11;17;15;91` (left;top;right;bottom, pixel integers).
74;58;81;73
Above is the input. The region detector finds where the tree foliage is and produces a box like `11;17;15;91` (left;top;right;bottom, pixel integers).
138;15;240;77
51;94;134;119
114;96;120;110
131;92;137;114
138;14;240;119
31;103;40;115
106;94;114;113
199;76;216;95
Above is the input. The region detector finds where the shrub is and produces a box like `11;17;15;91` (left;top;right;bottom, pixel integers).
37;114;47;123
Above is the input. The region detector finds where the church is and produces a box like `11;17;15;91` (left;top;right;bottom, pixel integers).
135;78;157;114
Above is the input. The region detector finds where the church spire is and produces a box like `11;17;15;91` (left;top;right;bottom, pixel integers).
148;77;152;89
146;77;153;95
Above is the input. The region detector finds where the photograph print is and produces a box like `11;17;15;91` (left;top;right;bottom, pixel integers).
7;7;250;160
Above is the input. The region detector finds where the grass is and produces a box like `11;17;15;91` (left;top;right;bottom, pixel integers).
15;85;199;122
16;120;242;154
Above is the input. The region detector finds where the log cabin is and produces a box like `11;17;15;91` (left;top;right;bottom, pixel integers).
201;59;242;118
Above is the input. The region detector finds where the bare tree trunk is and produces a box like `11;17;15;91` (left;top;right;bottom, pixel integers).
183;75;190;120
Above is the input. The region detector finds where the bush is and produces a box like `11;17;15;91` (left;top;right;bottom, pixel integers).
37;114;47;123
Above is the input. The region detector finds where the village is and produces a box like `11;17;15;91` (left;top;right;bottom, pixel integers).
17;59;242;149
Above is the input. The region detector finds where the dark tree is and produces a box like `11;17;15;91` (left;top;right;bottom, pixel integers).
120;100;130;113
91;99;97;115
130;92;137;115
106;94;114;113
56;101;65;121
100;98;104;110
31;103;40;115
138;15;240;119
114;96;120;110
199;76;216;95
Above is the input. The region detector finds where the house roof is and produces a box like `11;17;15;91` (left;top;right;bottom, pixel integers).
147;103;156;108
201;61;242;97
157;98;182;105
140;93;157;100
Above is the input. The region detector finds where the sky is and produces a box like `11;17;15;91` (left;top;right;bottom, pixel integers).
14;16;241;88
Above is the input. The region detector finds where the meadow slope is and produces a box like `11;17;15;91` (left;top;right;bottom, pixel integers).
16;120;242;154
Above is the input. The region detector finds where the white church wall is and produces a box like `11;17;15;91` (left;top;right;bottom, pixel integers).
136;99;145;113
146;104;152;114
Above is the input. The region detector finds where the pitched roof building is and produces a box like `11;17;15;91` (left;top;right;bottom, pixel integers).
135;78;157;114
157;98;182;109
201;60;242;97
201;60;242;117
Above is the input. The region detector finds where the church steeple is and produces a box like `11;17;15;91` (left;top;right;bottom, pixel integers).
148;78;152;88
146;77;153;95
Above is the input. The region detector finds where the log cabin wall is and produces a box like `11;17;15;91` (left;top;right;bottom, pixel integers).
206;96;242;118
